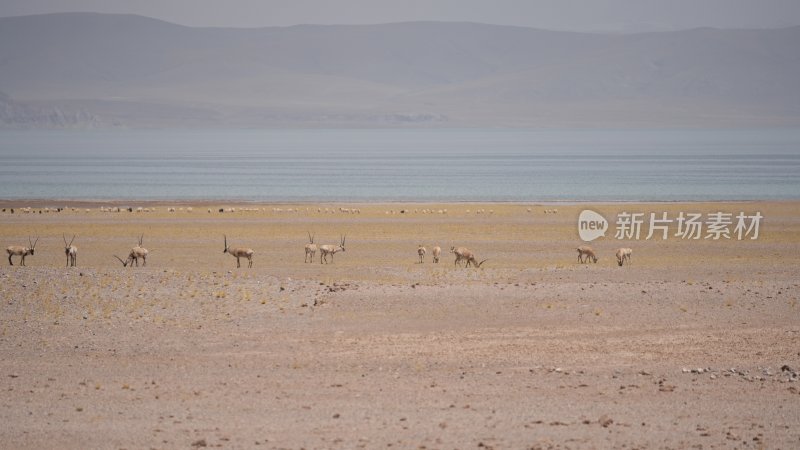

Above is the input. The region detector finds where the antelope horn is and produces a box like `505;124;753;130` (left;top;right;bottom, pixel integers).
308;231;313;244
224;234;227;249
113;255;128;266
139;234;144;246
477;259;489;268
32;237;38;248
63;234;68;246
69;235;76;247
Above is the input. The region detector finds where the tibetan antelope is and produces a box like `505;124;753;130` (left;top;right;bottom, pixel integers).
432;246;441;263
128;234;149;266
615;247;632;266
6;236;38;266
417;245;426;263
451;246;469;267
63;234;77;267
223;235;254;268
450;246;487;268
319;235;346;264
577;245;598;264
304;232;317;263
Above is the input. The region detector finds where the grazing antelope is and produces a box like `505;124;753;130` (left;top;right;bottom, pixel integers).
6;237;38;266
577;245;598;264
223;235;254;268
432;246;441;263
319;235;346;264
450;246;487;268
417;245;426;263
63;234;77;267
615;247;633;266
127;234;149;267
304;232;317;263
451;246;469;267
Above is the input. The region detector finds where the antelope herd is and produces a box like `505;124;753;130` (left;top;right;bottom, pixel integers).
4;234;633;269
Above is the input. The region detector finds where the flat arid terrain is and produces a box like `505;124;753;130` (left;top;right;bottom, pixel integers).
1;201;799;449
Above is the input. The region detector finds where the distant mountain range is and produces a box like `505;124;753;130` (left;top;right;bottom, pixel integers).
1;12;799;128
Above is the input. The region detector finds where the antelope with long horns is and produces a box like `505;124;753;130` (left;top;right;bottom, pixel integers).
450;246;487;268
129;234;149;266
304;232;317;263
6;237;38;266
224;235;254;268
319;235;346;264
63;234;77;267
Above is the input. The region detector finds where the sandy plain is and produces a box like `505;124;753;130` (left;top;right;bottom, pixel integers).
0;201;799;449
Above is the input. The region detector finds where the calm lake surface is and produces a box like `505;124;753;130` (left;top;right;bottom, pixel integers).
1;129;798;202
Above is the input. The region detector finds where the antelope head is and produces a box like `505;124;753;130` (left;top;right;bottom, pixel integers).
63;234;76;253
29;236;38;255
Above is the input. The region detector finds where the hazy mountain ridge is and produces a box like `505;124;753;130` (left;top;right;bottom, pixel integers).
1;13;798;128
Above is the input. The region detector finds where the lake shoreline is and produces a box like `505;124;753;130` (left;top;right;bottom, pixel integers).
1;198;794;209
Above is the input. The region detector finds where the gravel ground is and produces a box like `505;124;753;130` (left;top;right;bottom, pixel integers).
1;201;798;449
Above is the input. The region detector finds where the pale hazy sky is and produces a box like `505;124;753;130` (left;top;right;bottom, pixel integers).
1;0;799;32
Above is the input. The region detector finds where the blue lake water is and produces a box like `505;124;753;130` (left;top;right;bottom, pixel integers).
0;128;799;201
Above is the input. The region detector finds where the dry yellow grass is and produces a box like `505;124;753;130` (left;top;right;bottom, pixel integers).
1;201;797;280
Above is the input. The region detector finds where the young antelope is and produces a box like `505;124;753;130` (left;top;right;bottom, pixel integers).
577;245;598;264
304;232;317;263
615;247;633;266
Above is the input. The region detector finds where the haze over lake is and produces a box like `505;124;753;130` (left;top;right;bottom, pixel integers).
1;128;798;202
